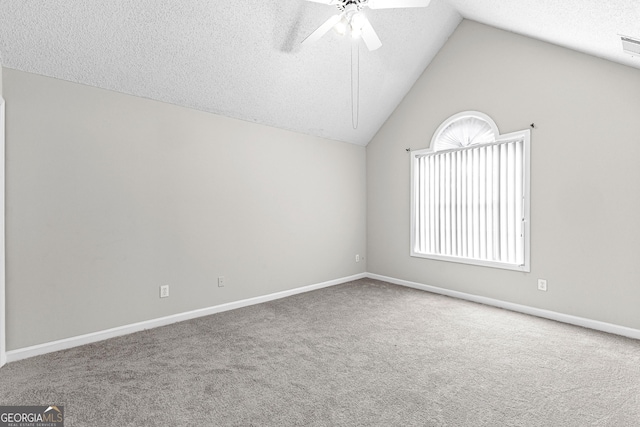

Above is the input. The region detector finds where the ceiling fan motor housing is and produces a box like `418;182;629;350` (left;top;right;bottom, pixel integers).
337;0;368;12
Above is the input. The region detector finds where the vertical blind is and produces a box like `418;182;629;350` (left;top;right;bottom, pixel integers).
412;138;526;266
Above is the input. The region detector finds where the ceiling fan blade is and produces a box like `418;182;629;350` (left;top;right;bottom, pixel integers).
360;17;382;51
302;14;342;46
367;0;431;9
303;0;338;4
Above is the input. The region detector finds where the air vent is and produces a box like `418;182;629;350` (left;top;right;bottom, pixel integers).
621;36;640;56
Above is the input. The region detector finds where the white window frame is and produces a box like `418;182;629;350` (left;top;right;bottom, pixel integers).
410;112;531;272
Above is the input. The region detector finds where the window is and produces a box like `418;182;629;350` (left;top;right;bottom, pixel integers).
410;111;530;272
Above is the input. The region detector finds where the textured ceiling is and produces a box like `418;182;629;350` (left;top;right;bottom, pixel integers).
0;0;638;146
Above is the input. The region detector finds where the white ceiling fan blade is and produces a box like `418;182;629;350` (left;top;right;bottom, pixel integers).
360;17;382;51
302;14;342;46
303;0;338;4
367;0;431;9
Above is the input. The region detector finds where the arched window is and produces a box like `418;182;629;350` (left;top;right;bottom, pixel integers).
410;111;530;271
431;111;499;151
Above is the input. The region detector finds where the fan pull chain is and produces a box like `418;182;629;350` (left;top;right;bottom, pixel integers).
351;40;359;129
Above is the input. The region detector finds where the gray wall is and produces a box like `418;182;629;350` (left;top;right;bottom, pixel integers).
4;68;367;350
367;20;640;330
1;65;5;365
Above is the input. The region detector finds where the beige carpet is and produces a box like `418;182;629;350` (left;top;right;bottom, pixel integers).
1;278;639;426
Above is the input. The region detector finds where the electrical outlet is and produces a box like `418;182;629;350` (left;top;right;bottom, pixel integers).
160;285;169;298
537;279;548;292
355;254;360;262
218;276;225;287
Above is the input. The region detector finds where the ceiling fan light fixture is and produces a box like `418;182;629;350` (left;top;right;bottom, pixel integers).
350;12;366;30
334;18;348;35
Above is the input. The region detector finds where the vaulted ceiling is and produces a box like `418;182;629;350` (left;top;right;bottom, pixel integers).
1;0;639;145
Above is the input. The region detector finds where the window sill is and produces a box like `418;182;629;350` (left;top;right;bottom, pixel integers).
410;251;530;272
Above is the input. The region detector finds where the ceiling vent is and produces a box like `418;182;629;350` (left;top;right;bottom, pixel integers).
621;36;640;56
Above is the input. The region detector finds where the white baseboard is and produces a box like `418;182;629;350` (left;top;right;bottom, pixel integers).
6;273;366;363
367;273;640;340
7;271;637;364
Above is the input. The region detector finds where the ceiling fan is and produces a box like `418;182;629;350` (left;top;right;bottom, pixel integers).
302;0;432;51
